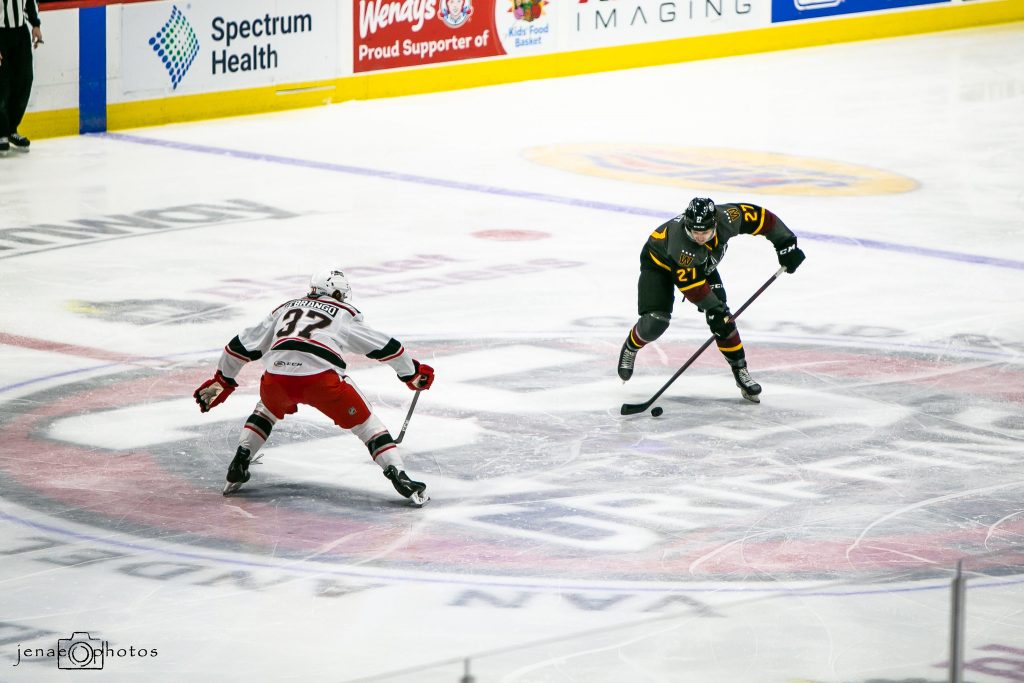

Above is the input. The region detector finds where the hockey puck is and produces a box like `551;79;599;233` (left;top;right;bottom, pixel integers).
651;407;663;417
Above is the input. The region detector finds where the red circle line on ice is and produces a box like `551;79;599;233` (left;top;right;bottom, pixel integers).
0;337;1022;583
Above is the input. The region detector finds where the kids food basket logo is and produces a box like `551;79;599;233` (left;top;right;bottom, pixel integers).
148;5;200;89
499;0;552;52
511;0;547;21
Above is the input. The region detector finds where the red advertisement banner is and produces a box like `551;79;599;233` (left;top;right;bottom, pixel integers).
355;0;507;73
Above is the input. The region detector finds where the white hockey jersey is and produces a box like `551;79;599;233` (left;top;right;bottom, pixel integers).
216;296;416;380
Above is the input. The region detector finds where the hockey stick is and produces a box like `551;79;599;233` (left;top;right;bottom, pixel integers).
620;266;787;416
394;391;421;444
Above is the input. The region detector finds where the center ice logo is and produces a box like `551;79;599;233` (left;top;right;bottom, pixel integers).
148;5;200;90
1;336;1022;584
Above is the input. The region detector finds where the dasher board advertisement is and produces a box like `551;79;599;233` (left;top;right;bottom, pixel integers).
570;0;771;50
772;0;948;22
121;0;338;97
354;0;558;73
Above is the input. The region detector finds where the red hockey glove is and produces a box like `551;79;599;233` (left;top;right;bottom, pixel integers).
194;371;238;412
399;360;435;391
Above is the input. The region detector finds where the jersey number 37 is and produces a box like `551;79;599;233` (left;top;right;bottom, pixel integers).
276;309;332;339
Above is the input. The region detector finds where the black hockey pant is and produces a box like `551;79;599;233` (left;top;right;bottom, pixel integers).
0;26;34;137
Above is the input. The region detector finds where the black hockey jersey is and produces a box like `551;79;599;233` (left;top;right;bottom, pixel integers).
644;202;796;309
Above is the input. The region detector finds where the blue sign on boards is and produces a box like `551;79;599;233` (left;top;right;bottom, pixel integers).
772;0;950;22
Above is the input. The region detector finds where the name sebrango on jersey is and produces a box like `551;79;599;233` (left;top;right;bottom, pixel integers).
217;295;416;380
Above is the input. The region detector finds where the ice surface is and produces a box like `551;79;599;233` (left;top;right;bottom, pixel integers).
1;23;1023;682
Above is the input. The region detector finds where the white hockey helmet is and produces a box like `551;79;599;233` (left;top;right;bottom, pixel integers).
309;268;352;302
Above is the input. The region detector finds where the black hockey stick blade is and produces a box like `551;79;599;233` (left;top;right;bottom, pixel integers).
394;390;421;444
620;337;715;415
620;266;786;416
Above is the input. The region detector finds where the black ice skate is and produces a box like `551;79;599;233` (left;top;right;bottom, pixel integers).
222;446;252;495
9;134;30;152
732;365;762;403
383;465;429;506
617;341;638;382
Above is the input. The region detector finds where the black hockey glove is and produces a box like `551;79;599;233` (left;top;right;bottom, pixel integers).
705;308;736;339
776;239;806;273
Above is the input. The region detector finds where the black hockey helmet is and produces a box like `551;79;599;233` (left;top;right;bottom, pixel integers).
683;197;717;241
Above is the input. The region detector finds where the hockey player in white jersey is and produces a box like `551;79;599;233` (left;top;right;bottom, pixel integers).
193;268;435;505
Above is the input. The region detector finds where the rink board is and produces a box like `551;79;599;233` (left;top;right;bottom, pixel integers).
21;0;1024;138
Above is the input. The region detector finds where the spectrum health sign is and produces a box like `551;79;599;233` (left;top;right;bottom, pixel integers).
121;0;337;96
354;0;557;73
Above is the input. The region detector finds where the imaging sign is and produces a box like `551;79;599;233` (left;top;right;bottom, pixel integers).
121;0;337;96
571;0;769;50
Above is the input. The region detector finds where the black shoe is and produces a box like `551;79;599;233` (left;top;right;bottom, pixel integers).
617;341;638;382
383;465;429;506
732;364;762;403
0;138;8;155
222;446;252;495
8;134;29;151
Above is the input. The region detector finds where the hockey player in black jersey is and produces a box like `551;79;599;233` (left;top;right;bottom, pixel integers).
617;197;806;402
